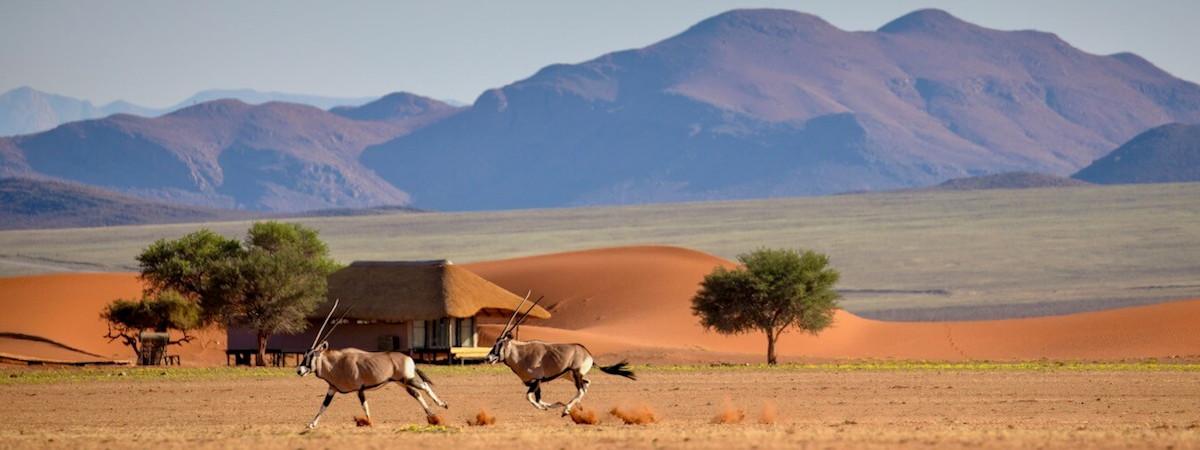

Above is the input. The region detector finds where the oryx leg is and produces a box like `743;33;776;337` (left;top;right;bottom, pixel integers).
561;370;590;416
525;380;564;410
410;378;448;409
525;381;549;410
357;389;371;424
405;385;435;417
307;388;335;429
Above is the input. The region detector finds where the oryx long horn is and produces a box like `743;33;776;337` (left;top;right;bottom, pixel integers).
316;305;355;344
311;299;340;348
502;291;531;335
514;295;545;328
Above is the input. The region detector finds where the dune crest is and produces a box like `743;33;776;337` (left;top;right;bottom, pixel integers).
469;245;1200;361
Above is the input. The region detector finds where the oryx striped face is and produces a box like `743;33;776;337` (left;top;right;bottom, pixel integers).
486;333;510;364
297;341;328;376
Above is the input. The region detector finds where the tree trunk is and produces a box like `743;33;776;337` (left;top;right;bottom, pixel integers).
765;328;777;365
256;332;268;367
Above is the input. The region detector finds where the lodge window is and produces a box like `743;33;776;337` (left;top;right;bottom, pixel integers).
412;321;425;348
412;317;475;348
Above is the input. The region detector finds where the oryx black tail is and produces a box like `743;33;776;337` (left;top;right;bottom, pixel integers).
415;367;434;385
598;360;637;380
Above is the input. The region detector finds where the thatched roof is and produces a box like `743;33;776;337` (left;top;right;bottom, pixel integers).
314;260;551;322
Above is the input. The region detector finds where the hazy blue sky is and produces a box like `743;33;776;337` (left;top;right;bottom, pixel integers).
2;0;1196;107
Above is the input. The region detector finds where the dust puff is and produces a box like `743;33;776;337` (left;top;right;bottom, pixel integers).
711;398;745;424
609;405;658;425
426;414;445;426
353;415;373;427
466;409;496;426
568;405;600;425
759;401;778;425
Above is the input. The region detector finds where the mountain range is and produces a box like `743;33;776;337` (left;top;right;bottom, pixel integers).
361;8;1200;210
0;87;381;137
0;93;461;211
2;8;1199;213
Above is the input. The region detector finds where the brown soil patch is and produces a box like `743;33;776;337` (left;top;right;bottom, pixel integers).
711;398;744;424
609;405;658;425
759;400;778;425
466;409;495;426
567;405;599;425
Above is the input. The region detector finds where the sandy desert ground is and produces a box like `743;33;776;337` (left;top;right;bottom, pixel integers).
1;366;1198;449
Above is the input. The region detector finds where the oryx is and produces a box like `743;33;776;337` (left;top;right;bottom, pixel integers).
296;301;448;428
485;294;636;417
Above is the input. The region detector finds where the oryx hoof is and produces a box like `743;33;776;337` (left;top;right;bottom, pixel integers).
306;422;318;430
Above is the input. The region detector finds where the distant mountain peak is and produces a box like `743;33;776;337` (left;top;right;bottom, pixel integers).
878;8;976;34
330;92;461;122
164;98;252;118
685;8;840;38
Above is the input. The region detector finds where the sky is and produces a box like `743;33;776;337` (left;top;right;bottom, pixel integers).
1;0;1197;108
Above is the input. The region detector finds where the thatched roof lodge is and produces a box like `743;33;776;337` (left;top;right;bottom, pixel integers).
315;260;550;322
226;260;549;365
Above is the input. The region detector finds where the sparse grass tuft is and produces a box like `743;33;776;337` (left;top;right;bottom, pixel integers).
394;424;456;433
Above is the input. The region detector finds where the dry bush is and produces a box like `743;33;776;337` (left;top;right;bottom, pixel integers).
609;405;658;425
712;398;745;424
467;409;496;426
759;401;778;425
569;405;600;425
353;415;373;427
426;414;445;426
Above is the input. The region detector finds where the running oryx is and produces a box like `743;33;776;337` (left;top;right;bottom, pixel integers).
485;294;636;416
296;301;448;428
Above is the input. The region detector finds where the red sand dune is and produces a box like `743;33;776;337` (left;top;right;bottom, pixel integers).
0;273;225;365
1;245;1197;365
468;246;1200;361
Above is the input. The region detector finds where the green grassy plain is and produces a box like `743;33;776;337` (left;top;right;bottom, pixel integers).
1;183;1198;320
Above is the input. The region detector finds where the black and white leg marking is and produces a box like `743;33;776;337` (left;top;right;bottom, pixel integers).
357;389;370;420
308;388;335;429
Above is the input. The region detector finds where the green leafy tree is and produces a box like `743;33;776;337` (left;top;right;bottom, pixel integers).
222;222;339;366
135;222;339;366
692;248;841;365
136;229;243;324
101;290;201;363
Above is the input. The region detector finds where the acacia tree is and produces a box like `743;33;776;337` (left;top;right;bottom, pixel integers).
692;248;841;365
219;222;339;366
136;222;338;366
136;229;243;324
101;290;201;364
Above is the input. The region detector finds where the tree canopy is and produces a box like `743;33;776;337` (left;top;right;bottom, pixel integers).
101;290;201;362
135;221;339;365
136;229;242;324
692;248;841;364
